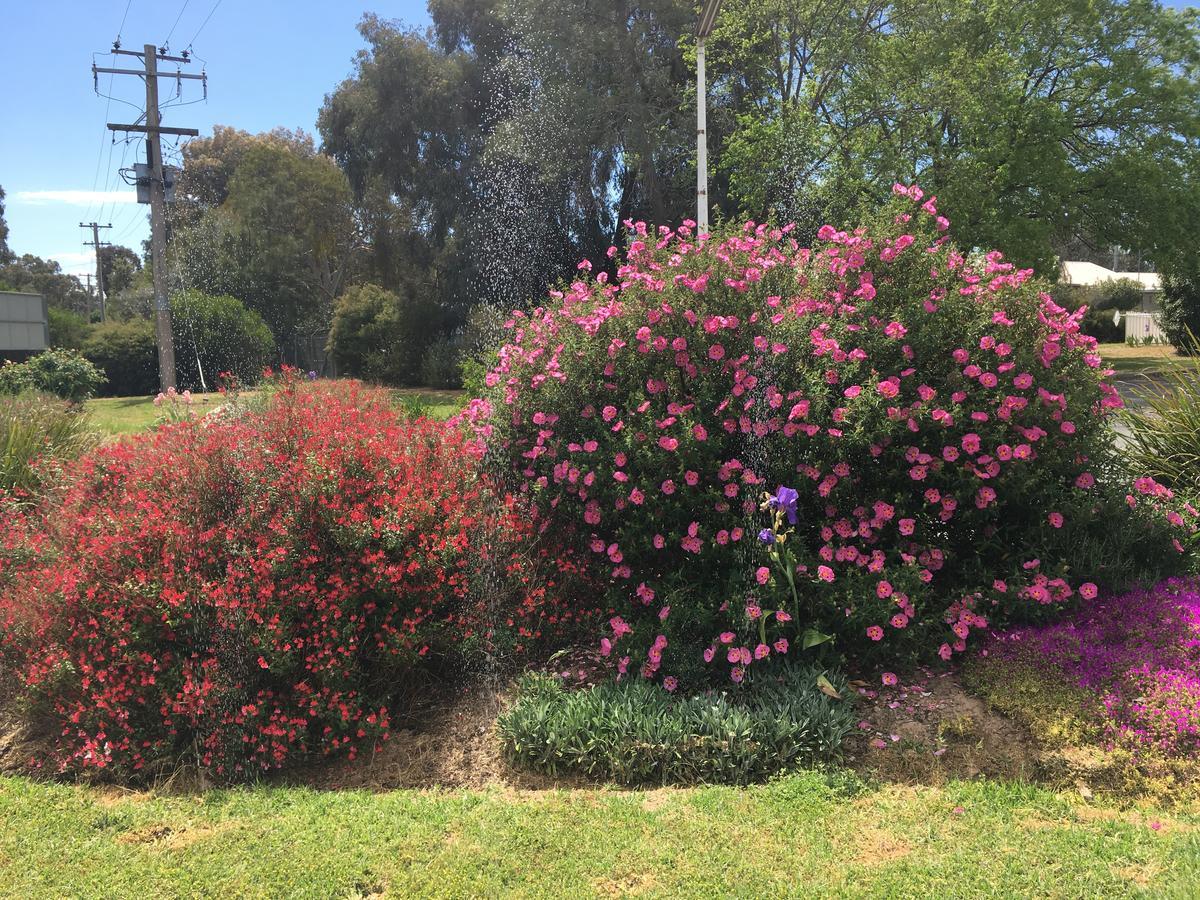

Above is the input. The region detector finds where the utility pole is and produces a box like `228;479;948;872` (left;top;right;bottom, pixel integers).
79;221;111;322
97;44;203;391
696;1;723;235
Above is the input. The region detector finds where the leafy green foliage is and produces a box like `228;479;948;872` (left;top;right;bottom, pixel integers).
169;127;358;353
0;349;106;403
327;283;448;386
0;184;10;264
0;254;90;316
0;392;97;498
497;665;856;785
1080;279;1147;342
81;320;158;397
47;308;93;350
419;336;463;389
1122;342;1200;498
709;0;1200;272
1159;256;1200;352
98;245;142;299
318;4;697;324
171;290;275;391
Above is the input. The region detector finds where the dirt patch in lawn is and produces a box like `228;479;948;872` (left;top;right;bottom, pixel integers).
850;824;913;865
117;820;239;850
845;667;1041;785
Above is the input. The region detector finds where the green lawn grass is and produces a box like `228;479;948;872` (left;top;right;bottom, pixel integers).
1097;342;1182;376
85;386;465;436
85;393;229;436
0;773;1195;898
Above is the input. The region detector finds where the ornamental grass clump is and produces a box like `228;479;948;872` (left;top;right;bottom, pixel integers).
0;375;597;781
497;664;855;785
470;185;1197;688
0;391;97;500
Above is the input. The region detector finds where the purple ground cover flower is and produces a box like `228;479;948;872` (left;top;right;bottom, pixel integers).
982;578;1200;757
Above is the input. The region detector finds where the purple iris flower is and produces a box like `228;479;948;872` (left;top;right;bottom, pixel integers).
758;528;776;545
770;486;799;525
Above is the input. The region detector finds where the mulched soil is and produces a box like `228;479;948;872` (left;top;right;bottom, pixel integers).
844;666;1041;785
1;664;1050;794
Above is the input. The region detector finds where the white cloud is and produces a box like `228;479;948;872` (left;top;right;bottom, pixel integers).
14;190;137;206
51;251;97;268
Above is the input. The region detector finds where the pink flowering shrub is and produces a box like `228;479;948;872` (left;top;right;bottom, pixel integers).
473;186;1197;686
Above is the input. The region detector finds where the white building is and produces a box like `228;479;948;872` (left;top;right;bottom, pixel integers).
1059;261;1165;342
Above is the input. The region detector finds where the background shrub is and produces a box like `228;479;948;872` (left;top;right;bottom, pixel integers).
419;335;463;389
0;392;97;499
0;349;106;402
497;664;855;785
1122;346;1200;497
475;186;1196;687
327;283;450;386
1159;257;1200;352
1078;278;1145;343
82;319;158;397
0;377;598;781
459;303;507;396
171;290;276;392
47;307;93;350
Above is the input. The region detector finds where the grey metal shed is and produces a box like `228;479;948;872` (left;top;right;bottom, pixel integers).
0;291;50;362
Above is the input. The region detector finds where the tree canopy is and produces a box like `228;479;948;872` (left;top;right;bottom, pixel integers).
709;0;1200;272
316;0;1199;315
168;127;359;357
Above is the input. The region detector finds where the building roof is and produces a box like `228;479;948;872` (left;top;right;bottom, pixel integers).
1059;261;1161;291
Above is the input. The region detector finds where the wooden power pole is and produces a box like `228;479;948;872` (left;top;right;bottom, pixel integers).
97;44;203;391
79;221;111;322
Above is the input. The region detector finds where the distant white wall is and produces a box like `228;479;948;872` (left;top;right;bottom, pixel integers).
1124;312;1169;344
0;291;49;355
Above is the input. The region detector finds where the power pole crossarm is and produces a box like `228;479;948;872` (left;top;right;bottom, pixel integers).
108;124;200;137
94;66;206;80
79;221;112;322
94;40;204;391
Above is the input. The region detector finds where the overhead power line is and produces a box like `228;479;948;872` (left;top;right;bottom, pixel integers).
164;0;190;49
184;0;223;53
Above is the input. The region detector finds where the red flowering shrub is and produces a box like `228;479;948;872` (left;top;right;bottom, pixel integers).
473;186;1197;686
0;377;595;780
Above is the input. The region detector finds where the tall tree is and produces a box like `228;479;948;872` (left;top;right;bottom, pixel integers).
319;3;701;320
711;0;1200;272
0;184;11;265
99;245;142;299
169;128;360;356
0;254;90;315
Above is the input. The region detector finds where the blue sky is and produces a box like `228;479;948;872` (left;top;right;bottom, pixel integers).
2;1;1196;279
1;1;430;277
